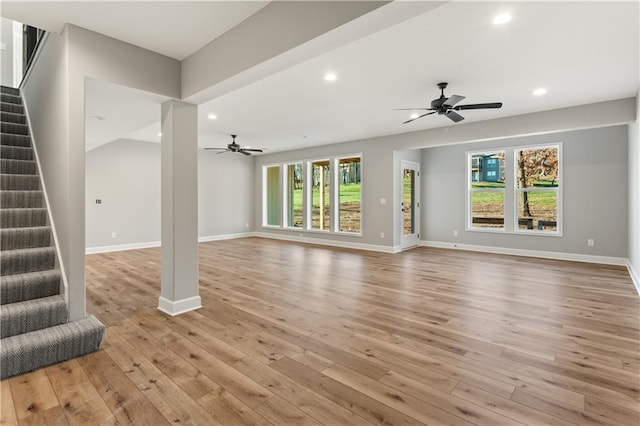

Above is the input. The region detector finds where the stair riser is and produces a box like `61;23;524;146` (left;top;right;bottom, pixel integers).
1;228;51;250
0;103;24;115
0;159;37;175
0;133;30;147
1;123;28;136
1;270;60;305
1;296;67;339
0;94;22;105
1;209;47;228
1;112;26;125
0;191;44;208
1;175;40;190
0;316;105;380
0;87;20;96
0;249;56;275
1;146;33;160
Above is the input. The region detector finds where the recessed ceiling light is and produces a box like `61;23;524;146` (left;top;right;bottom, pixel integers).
207;113;217;120
533;87;547;96
157;132;163;137
410;113;420;119
323;72;337;81
90;115;106;121
493;13;512;25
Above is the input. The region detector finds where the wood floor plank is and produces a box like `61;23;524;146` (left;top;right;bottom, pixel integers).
271;356;422;426
44;360;117;426
233;356;373;426
17;406;68;426
76;351;169;426
9;369;59;421
1;380;18;426
62;238;640;425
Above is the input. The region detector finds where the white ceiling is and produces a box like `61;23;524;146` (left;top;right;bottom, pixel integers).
196;0;639;152
5;1;639;154
1;1;269;60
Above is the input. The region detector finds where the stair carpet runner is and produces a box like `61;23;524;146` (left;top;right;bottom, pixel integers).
0;85;104;380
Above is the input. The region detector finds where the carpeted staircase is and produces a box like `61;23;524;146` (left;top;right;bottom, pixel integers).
0;85;104;380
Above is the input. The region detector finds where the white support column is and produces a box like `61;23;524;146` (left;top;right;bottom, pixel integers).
158;99;201;316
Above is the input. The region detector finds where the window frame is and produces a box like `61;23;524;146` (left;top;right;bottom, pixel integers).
513;143;562;236
261;153;363;237
465;143;562;237
262;164;281;228
466;150;506;232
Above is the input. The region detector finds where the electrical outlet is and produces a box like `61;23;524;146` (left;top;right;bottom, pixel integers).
245;222;249;228
587;239;595;247
380;198;386;205
453;230;458;237
380;232;385;238
111;232;116;239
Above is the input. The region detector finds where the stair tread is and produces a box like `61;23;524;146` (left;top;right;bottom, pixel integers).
1;295;67;339
1;270;61;305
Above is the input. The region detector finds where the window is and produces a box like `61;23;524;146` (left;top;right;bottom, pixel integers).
286;163;303;228
466;144;561;234
338;157;361;233
515;146;560;233
311;160;330;230
468;151;505;229
264;165;280;226
262;154;362;235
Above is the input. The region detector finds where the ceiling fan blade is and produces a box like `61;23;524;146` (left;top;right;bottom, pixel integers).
204;147;227;150
445;110;465;122
402;111;436;124
443;95;465;107
394;108;433;111
239;150;251;156
454;102;502;110
242;148;263;152
216;150;229;154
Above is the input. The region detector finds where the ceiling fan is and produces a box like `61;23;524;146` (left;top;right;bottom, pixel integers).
397;82;503;124
204;134;263;156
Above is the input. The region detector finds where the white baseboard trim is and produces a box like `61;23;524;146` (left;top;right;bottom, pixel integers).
198;232;255;243
254;232;397;253
420;240;628;266
628;262;640;296
86;241;161;254
86;233;255;254
158;295;202;316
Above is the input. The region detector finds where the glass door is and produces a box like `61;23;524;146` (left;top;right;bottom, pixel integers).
401;161;420;249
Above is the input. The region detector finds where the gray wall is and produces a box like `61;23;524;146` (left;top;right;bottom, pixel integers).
629;94;639;286
1;18;14;87
22;25;181;321
85;140;254;249
422;126;628;258
254;100;635;251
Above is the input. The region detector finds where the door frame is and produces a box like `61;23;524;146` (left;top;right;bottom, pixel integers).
400;160;420;249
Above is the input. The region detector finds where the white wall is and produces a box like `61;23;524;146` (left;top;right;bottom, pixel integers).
22;25;181;321
1;18;15;87
85;140;254;250
422;126;629;260
629;94;639;290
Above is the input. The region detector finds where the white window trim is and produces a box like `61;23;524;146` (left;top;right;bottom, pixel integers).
466;149;506;231
513;143;562;236
262;153;363;237
466;144;562;236
262;164;281;227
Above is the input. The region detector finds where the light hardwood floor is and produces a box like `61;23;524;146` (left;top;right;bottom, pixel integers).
1;237;639;425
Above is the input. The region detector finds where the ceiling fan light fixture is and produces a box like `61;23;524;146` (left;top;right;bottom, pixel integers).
492;13;512;25
533;87;547;96
410;113;420;119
